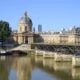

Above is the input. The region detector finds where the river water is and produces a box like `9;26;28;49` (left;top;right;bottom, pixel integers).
0;55;80;80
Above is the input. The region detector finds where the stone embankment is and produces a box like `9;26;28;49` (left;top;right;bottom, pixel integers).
10;44;35;54
35;50;80;67
11;44;31;51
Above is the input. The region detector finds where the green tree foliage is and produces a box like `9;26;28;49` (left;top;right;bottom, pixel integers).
0;20;11;47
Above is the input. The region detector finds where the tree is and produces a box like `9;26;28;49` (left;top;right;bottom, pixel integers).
0;20;11;48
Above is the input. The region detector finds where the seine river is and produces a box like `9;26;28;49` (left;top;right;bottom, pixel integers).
0;55;80;80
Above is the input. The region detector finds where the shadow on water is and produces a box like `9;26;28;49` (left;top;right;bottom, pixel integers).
0;50;27;57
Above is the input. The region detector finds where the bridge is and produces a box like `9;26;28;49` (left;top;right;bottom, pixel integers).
0;42;80;67
31;42;80;67
32;43;80;54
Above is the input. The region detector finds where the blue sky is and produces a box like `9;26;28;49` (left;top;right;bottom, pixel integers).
0;0;80;31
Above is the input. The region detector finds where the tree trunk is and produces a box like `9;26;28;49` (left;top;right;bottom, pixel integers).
1;33;4;49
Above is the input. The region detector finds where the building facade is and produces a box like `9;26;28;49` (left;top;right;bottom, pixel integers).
13;11;35;44
39;28;80;45
12;11;80;45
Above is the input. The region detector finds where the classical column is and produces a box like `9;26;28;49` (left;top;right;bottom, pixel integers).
23;36;25;44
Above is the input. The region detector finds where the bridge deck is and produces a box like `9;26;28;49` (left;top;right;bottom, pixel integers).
32;43;80;46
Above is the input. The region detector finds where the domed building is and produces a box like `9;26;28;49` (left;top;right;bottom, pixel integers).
18;11;32;33
12;11;37;44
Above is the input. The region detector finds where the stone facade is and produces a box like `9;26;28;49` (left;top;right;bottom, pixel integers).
13;11;34;44
39;33;80;45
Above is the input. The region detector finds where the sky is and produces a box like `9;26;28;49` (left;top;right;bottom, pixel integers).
0;0;80;32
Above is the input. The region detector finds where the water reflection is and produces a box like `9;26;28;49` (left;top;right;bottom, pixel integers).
43;58;54;68
8;69;16;80
0;56;6;60
12;57;31;80
34;56;80;80
0;55;80;80
0;56;31;80
72;68;80;80
53;61;72;71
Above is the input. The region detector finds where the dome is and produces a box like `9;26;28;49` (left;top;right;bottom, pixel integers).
18;11;32;33
19;11;29;23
